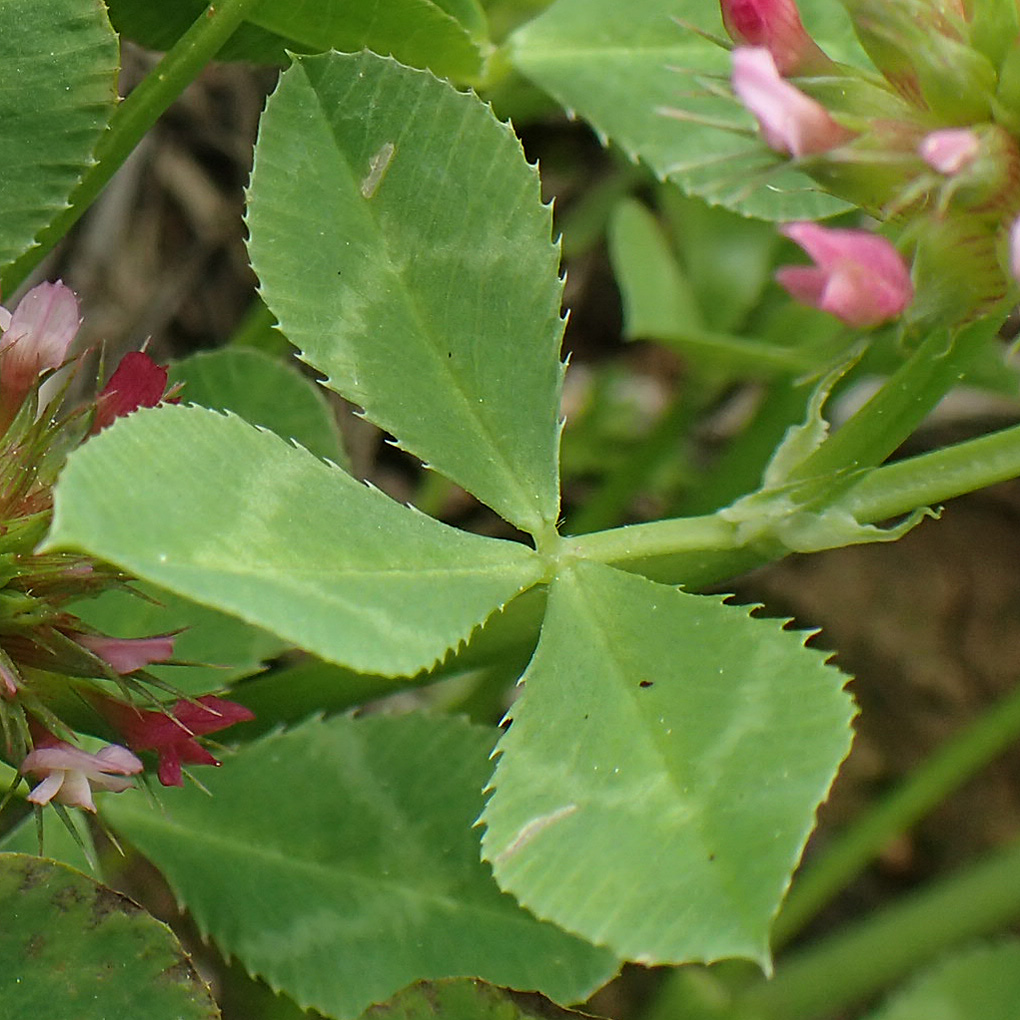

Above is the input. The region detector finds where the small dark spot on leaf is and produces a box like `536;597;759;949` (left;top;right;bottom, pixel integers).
53;884;87;913
639;680;653;688
708;853;716;862
447;351;453;358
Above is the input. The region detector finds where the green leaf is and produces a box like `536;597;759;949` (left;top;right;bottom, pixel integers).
607;198;808;376
481;560;853;968
362;978;601;1020
863;940;1020;1020
105;0;484;77
169;346;347;468
247;51;564;536
254;0;485;80
104;0;300;64
509;0;855;220
101;714;618;1019
430;0;489;39
609;198;706;338
0;853;218;1019
660;188;781;334
0;0;118;272
45;404;545;677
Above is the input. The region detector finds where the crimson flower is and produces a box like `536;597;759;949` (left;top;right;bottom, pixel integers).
105;694;254;787
719;0;831;75
91;350;174;433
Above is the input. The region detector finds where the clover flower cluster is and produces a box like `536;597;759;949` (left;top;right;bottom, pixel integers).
0;280;252;814
716;0;1020;329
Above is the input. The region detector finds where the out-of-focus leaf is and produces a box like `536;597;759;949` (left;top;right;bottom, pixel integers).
105;0;485;76
0;853;218;1019
361;978;604;1020
864;940;1020;1020
169;346;347;467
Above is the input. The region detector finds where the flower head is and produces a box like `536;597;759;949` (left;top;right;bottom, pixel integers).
92;351;173;433
21;739;142;812
720;0;831;75
104;694;254;787
731;47;853;158
776;222;914;327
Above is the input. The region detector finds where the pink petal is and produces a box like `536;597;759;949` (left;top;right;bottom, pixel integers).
919;128;980;175
52;770;98;812
76;633;175;674
731;47;851;157
2;281;80;370
22;741;142;778
777;222;913;327
26;772;66;807
1010;215;1020;285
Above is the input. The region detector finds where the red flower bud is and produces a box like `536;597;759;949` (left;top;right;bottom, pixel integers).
92;351;173;434
720;0;831;75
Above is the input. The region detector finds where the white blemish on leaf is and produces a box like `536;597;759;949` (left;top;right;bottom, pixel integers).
360;142;395;199
495;804;577;863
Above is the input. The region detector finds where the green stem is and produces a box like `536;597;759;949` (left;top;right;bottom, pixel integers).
790;312;1004;488
833;418;1020;524
3;0;262;294
773;678;1020;949
563;512;774;587
735;835;1020;1020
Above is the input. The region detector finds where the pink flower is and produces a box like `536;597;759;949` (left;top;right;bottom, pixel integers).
21;740;142;812
731;48;853;158
91;351;173;433
0;281;80;422
74;633;176;674
1009;215;1020;285
919;128;980;175
776;222;914;327
720;0;830;75
104;694;255;787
